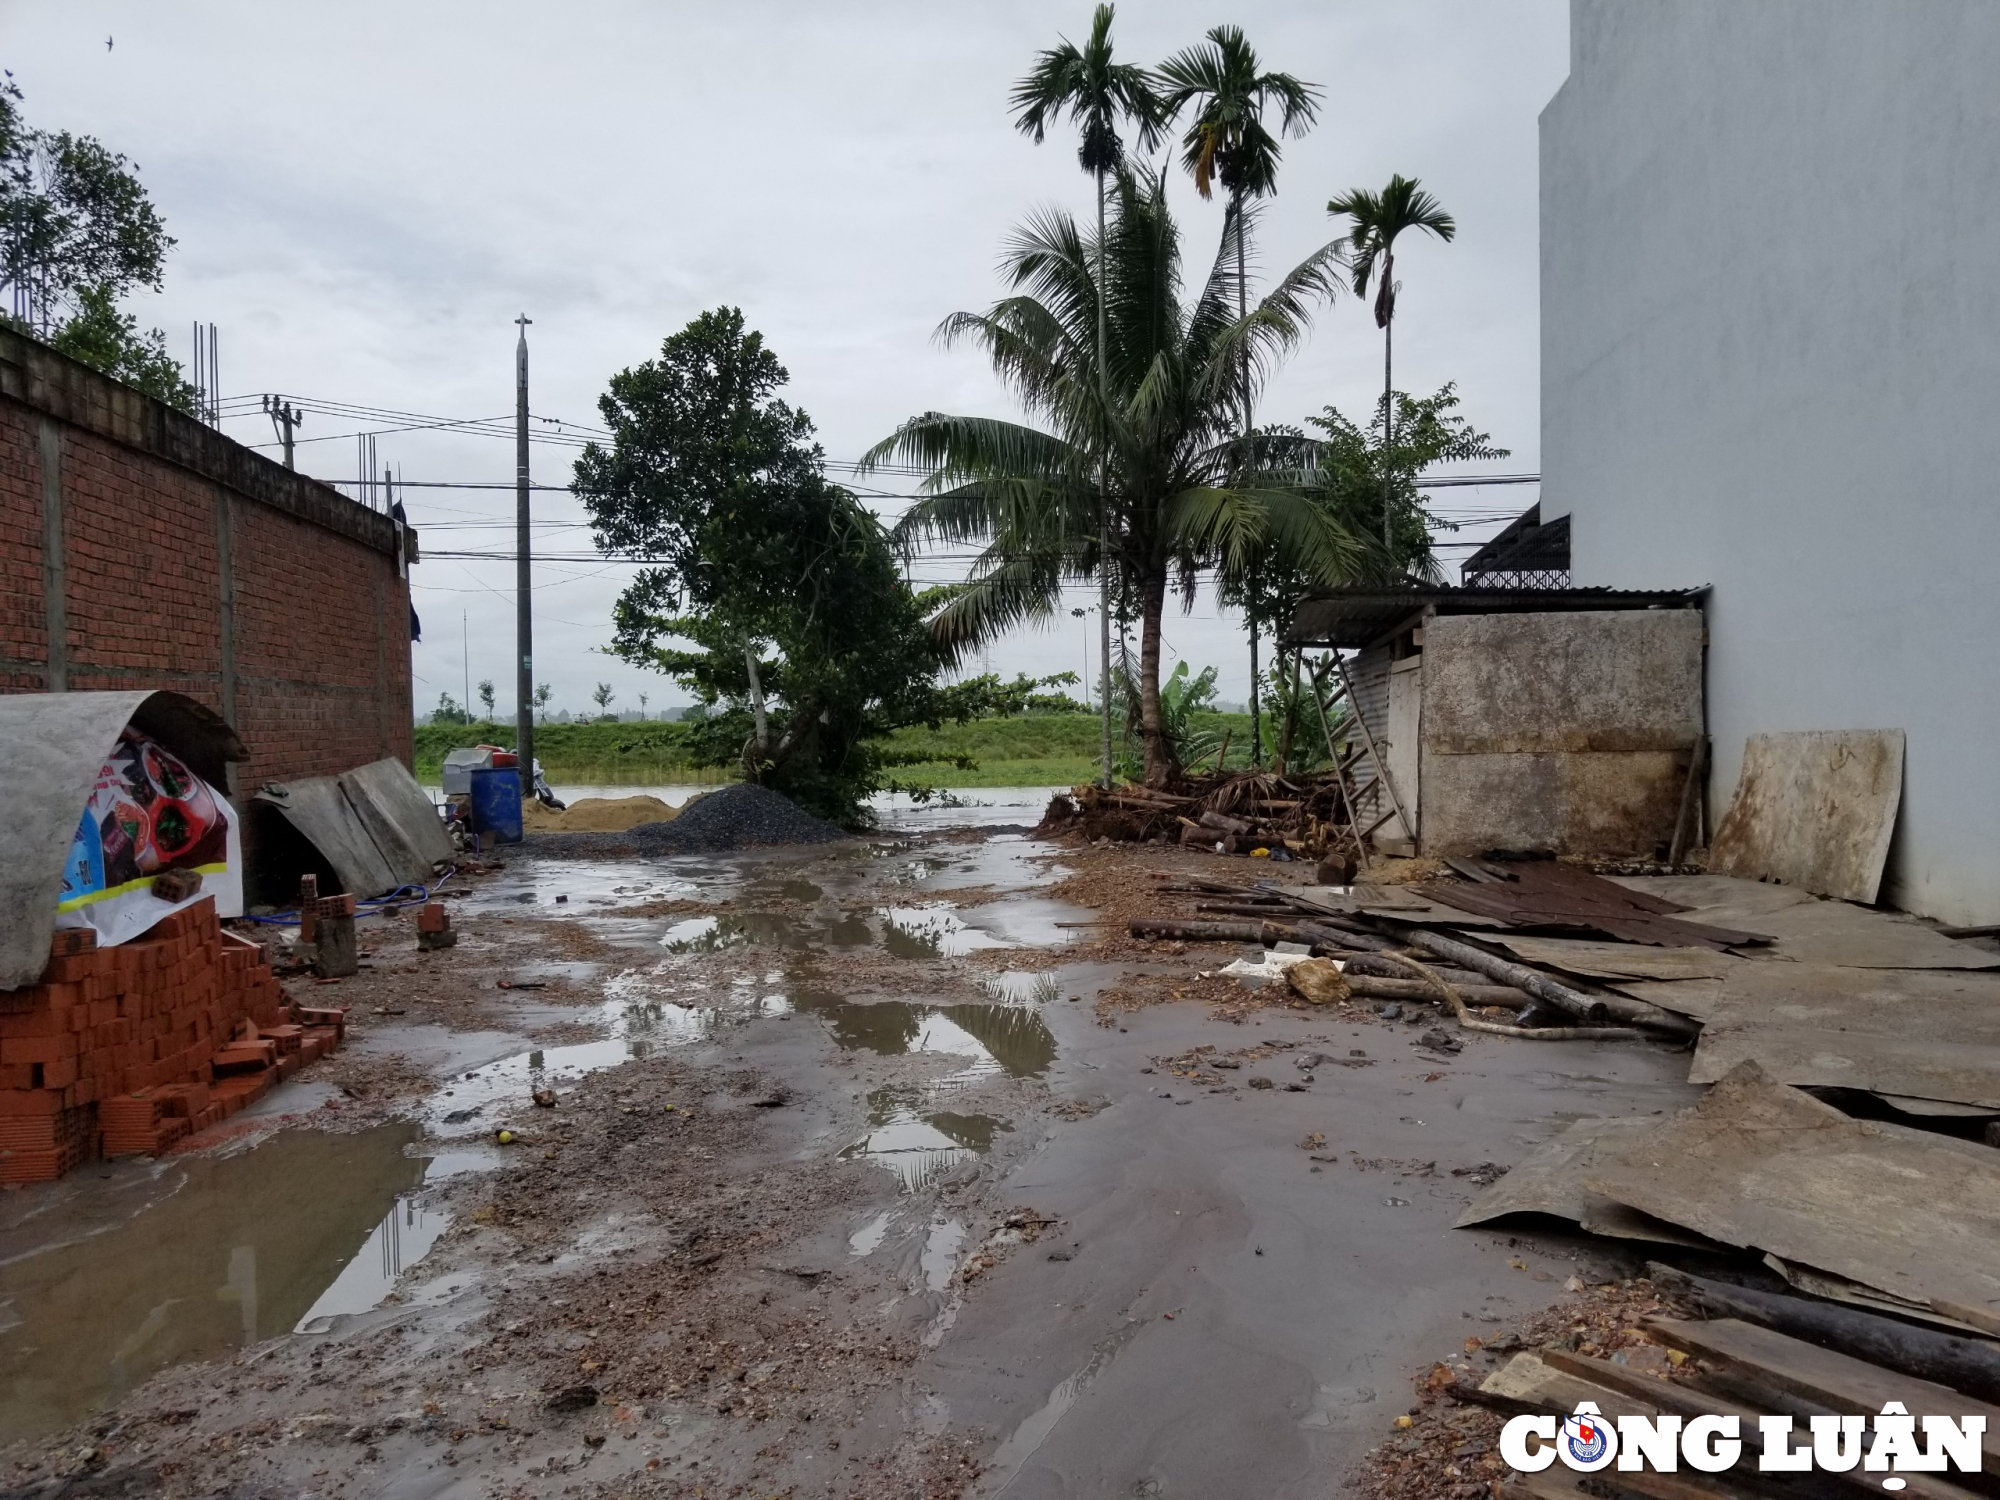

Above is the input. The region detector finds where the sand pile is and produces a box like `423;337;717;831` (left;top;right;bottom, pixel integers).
526;782;845;856
522;793;686;833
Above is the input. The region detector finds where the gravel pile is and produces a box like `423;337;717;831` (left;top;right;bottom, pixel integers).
525;781;846;858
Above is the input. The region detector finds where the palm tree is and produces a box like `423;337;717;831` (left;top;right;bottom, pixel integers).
1326;174;1456;556
1155;26;1319;767
864;168;1357;787
1010;5;1162;793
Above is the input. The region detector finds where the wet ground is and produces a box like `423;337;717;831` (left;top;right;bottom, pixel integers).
0;818;1699;1498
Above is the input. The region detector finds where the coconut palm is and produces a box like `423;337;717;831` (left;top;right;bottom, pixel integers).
1155;26;1319;765
1010;5;1162;792
1326;174;1456;553
864;167;1358;787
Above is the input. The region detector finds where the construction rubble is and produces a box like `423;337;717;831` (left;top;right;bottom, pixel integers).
1038;738;2000;1496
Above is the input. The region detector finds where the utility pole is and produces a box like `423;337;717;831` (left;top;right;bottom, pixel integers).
514;315;535;785
262;395;302;468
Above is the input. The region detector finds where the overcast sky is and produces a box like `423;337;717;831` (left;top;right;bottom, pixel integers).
6;1;1567;719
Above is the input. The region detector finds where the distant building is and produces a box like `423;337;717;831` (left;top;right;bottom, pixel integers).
1540;0;2000;922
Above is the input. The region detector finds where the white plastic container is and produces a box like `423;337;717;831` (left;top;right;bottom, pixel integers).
440;745;495;795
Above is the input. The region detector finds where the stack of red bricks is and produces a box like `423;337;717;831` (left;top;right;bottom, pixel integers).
0;898;346;1183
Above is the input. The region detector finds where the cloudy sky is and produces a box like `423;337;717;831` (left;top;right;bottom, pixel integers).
7;1;1567;719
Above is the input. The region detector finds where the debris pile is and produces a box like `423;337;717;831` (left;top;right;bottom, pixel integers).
1038;770;1356;857
0;898;344;1182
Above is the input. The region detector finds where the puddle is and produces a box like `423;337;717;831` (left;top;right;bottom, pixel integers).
660;912;825;952
840;1091;1009;1193
978;970;1061;1005
294;1191;453;1333
791;993;1056;1078
921;1218;968;1292
879;905;1012;959
453;858;710;915
848;1209;897;1258
0;1124;431;1443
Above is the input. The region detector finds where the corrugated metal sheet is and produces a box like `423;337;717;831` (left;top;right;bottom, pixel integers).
1286;587;1702;650
1343;646;1393;830
0;691;246;991
255;757;449;898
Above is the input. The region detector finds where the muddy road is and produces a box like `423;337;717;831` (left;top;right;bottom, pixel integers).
0;825;1697;1498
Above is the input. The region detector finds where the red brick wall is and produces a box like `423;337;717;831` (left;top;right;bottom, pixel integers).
0;332;413;834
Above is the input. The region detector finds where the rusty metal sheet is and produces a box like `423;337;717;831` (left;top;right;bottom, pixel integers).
1711;730;1905;903
1603;977;1725;1020
1605;873;1820;916
1679;898;2000;970
1414;859;1771;950
1455;1115;1723;1250
1580;1062;2000;1316
1690;964;2000;1106
1488;934;1742;982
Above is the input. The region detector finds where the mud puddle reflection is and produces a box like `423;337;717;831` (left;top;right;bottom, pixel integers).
795;994;1051;1190
840;1093;1009;1193
0;1124;464;1443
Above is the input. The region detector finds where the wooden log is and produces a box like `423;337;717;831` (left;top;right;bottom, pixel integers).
1291;919;1400;954
1393;927;1699;1037
1648;1263;2000;1404
1198;810;1251;835
1342;975;1531;1009
1128;918;1298;944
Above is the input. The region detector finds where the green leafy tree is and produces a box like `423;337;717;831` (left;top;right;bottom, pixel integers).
1303;383;1506;581
49;283;196;409
1155;27;1320;763
1326;175;1457;549
868;167;1356;787
531;683;552;721
573;309;947;823
0;77;192;410
591;682;615;718
431;692;468;726
477;678;496;720
1010;4;1162;790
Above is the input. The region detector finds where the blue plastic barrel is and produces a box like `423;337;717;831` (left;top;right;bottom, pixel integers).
468;767;524;844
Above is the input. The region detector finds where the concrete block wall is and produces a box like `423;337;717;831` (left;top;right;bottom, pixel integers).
0;328;414;830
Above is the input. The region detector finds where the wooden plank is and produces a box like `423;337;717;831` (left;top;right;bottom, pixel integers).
1540;1349;1757;1421
1710;730;1904;904
1645;1317;2000;1470
1691;964;2000;1106
1579;1064;2000;1321
1478;1351;1662;1418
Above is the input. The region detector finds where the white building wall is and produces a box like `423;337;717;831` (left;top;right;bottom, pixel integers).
1541;0;2000;923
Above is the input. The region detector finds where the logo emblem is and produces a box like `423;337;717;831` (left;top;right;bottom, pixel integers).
1560;1403;1617;1470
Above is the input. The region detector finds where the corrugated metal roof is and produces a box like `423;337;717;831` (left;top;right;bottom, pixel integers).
1284;586;1705;650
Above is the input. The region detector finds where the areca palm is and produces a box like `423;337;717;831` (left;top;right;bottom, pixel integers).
1326;174;1456;554
1010;4;1161;792
1155;26;1319;765
864;168;1359;787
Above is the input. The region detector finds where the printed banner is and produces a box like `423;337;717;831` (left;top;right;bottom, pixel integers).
55;727;243;946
